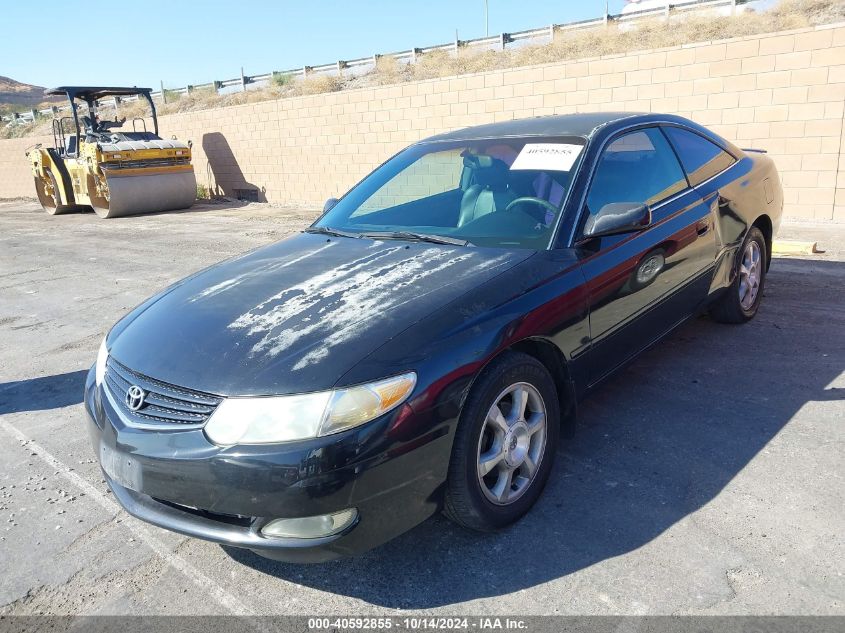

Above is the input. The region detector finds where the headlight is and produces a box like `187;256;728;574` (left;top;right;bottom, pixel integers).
95;337;109;386
204;372;416;446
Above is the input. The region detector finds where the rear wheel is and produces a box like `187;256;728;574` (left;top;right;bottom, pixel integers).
444;352;560;531
710;226;767;323
35;170;72;215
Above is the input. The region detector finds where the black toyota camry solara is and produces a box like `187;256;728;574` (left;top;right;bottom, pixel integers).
84;112;783;562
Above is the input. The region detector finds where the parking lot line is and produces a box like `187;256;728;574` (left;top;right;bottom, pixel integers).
0;417;257;617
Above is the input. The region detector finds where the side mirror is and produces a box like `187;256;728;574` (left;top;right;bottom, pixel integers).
582;202;651;239
323;197;339;213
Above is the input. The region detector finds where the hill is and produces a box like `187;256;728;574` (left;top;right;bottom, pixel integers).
0;76;59;109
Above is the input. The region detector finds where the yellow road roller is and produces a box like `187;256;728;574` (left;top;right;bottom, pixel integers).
26;86;196;218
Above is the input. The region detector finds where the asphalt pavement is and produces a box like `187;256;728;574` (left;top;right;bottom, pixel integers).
0;200;842;616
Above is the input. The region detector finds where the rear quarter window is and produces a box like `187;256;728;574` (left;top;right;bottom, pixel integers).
663;126;736;187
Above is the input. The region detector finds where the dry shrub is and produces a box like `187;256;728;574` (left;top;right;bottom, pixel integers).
158;86;283;114
367;56;410;86
116;98;154;120
0;120;39;139
293;74;346;96
411;48;513;80
776;0;845;24
489;0;838;71
379;0;845;81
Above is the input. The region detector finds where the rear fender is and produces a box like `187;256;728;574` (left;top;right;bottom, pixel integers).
47;151;77;206
27;144;79;207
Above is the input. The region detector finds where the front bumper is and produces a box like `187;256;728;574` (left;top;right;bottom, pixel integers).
83;366;451;562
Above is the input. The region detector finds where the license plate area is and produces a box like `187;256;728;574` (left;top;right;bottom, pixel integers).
100;443;143;493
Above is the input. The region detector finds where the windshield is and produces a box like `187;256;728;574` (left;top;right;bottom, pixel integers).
316;136;587;250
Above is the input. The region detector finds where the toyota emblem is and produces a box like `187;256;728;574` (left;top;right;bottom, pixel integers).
125;385;146;411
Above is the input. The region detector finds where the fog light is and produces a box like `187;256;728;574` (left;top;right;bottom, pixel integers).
260;508;358;539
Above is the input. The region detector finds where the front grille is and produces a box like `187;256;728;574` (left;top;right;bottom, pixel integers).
104;357;221;429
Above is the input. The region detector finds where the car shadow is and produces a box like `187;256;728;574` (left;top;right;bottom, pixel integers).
0;370;88;415
222;257;843;608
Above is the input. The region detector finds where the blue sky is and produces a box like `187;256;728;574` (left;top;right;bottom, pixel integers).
2;0;630;89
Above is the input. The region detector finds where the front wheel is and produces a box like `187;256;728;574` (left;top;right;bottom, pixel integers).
444;351;560;531
709;226;767;324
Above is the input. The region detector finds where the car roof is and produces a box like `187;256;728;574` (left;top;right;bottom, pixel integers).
45;86;153;100
421;112;657;142
418;112;743;157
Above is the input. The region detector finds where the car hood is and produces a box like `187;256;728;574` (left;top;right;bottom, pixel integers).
109;233;532;396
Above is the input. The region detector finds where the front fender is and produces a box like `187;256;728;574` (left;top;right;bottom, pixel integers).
338;250;590;452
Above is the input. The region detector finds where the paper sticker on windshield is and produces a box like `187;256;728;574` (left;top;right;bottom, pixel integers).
510;143;583;172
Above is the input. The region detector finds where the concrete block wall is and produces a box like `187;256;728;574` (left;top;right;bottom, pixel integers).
0;136;50;198
2;22;844;221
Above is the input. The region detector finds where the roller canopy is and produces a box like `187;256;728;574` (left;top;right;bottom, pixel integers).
46;86;153;101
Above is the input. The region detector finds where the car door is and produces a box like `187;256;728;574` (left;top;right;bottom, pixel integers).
575;126;719;385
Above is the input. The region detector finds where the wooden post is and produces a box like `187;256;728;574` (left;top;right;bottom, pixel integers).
240;67;247;92
160;80;167;104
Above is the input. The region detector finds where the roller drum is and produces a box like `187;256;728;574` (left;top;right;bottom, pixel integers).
95;169;197;218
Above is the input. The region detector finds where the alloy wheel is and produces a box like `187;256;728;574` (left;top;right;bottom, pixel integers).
476;382;547;505
739;240;762;310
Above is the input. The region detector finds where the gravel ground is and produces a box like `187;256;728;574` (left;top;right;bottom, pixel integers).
0;200;842;616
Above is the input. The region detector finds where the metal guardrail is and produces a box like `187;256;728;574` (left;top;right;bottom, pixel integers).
3;0;750;125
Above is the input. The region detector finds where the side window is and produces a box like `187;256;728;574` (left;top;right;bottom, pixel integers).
585;128;688;222
352;149;463;217
663;126;736;187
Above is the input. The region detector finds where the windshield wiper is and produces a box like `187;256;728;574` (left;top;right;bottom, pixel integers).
360;231;474;247
303;226;361;239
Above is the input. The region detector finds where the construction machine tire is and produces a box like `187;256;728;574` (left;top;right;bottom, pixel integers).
35;170;73;215
92;169;197;219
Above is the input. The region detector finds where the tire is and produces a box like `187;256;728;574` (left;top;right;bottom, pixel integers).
709;226;767;324
444;351;560;532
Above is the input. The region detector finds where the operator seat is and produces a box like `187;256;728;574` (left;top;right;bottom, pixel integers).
457;156;516;227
